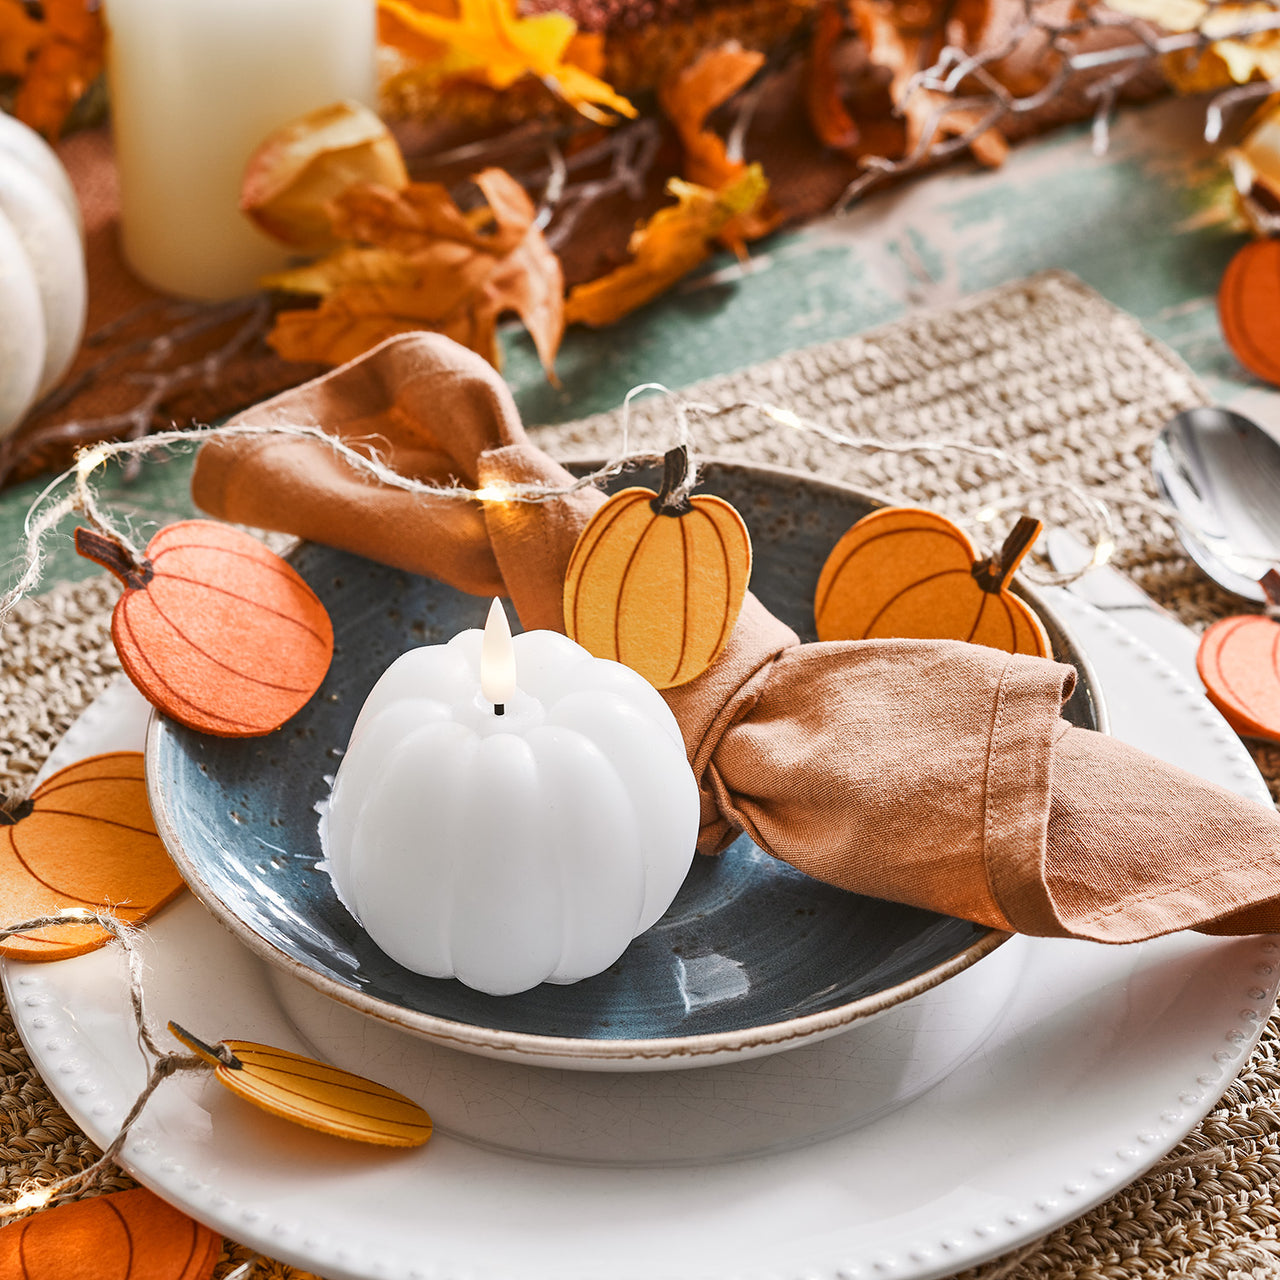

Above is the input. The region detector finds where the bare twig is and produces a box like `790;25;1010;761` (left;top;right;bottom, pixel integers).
836;0;1280;210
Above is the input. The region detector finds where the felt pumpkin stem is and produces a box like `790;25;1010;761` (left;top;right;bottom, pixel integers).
168;1020;243;1070
651;446;693;517
74;527;155;590
1262;569;1280;610
0;798;33;827
972;516;1042;594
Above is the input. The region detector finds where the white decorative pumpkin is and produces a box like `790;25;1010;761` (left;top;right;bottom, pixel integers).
322;622;701;996
0;113;87;437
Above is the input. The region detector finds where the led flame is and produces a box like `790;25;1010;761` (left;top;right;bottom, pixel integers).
480;598;518;708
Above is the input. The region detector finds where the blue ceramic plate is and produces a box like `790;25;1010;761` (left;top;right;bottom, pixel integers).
147;461;1103;1070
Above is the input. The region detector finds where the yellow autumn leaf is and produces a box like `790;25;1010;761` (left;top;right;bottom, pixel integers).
565;166;769;328
378;0;635;122
1108;0;1280;88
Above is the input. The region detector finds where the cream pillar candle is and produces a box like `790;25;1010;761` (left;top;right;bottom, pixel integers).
104;0;376;300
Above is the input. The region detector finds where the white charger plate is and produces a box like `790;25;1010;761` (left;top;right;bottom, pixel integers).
3;591;1277;1280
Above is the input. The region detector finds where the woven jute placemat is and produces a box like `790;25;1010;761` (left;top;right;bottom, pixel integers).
2;268;1279;1279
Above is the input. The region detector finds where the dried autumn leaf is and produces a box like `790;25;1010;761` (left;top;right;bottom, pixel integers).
241;101;409;252
658;45;780;253
852;0;1006;166
1108;0;1280;89
5;0;103;138
378;0;635;122
807;1;860;151
268;167;563;378
565;166;769;328
0;0;43;79
659;44;764;189
1228;96;1280;229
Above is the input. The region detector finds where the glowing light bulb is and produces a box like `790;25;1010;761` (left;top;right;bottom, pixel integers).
480;598;518;712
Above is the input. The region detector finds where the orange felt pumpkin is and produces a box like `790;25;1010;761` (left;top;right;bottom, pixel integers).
814;507;1051;657
75;519;334;738
1219;239;1280;387
563;447;752;689
0;1186;220;1280
1197;569;1280;744
0;752;183;961
168;1023;433;1148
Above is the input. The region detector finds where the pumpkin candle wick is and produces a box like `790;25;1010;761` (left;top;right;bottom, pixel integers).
480;598;518;714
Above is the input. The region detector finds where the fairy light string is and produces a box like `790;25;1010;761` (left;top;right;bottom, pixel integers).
0;380;1175;625
0;911;210;1219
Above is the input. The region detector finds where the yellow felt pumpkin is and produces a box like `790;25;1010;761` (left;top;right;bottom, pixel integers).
814;507;1051;657
563;447;752;689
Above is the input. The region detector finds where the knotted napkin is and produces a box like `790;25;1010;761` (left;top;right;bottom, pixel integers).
192;333;1280;944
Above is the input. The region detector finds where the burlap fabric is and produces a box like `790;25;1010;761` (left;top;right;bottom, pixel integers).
2;269;1278;1277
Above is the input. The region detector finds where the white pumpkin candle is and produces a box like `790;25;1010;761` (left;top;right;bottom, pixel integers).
322;601;701;996
103;0;376;300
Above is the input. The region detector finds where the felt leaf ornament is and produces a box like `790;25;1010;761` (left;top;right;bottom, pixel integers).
0;752;182;961
74;520;334;738
0;1186;220;1280
168;1023;434;1148
1197;569;1280;744
814;507;1051;657
1218;238;1280;387
563;446;752;689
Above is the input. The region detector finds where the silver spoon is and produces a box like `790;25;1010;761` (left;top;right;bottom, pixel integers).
1151;405;1280;604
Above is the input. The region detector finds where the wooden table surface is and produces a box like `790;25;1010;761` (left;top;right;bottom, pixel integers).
2;92;1276;590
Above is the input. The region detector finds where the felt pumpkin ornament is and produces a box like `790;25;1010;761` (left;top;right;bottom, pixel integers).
168;1023;433;1148
0;752;183;961
563;446;752;689
75;519;334;737
1197;569;1280;744
0;1186;220;1280
814;507;1051;658
1219;239;1280;387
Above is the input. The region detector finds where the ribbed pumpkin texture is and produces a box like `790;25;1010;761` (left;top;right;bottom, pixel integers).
75;520;334;737
1219;239;1280;388
814;507;1051;658
0;752;183;961
564;451;752;689
0;1186;220;1280
1198;571;1280;744
169;1023;433;1148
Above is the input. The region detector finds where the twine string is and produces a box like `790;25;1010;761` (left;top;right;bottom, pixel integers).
0;382;1156;623
0;912;210;1219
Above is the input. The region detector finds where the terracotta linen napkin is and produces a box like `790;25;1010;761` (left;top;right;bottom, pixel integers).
193;333;1280;944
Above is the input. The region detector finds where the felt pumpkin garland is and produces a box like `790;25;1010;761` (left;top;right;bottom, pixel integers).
75;519;334;738
0;752;183;961
1218;239;1280;388
168;1022;434;1148
563;446;752;689
0;1187;220;1280
1197;569;1280;744
814;507;1052;658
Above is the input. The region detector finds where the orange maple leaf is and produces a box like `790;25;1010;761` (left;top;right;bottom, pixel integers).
657;44;780;253
565;166;769;328
267;168;564;378
5;0;103;138
378;0;635;123
0;0;43;79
